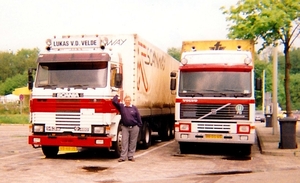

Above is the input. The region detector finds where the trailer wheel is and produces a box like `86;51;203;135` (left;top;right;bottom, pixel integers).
159;122;171;141
111;125;122;158
42;146;59;158
140;123;151;149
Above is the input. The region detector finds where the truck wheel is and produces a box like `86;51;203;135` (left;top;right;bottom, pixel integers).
169;122;175;139
179;142;191;154
237;144;252;156
159;122;171;141
140;123;151;149
111;125;122;158
42;146;59;158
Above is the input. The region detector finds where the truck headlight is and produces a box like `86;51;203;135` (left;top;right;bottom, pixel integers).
33;124;45;132
92;126;105;134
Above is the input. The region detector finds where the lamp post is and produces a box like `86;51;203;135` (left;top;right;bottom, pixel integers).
272;43;278;135
262;70;265;114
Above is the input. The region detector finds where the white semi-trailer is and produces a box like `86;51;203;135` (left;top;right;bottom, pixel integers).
28;34;179;158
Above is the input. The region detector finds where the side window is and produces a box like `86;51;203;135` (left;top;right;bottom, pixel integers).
37;65;49;85
110;64;117;87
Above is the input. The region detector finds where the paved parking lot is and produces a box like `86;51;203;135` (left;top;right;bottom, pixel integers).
1;124;300;183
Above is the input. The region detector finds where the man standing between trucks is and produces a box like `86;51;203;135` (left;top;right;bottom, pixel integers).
112;94;142;162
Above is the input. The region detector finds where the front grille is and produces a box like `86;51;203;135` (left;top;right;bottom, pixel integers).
55;113;80;129
180;103;249;120
32;112;105;133
195;121;233;133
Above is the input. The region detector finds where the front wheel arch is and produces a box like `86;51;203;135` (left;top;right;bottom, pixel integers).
111;124;122;158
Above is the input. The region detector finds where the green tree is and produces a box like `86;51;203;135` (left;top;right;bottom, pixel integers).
167;47;181;61
289;48;300;74
14;48;39;74
277;48;300;109
278;48;300;75
254;60;268;109
0;48;38;83
222;0;300;117
0;48;39;95
290;73;300;109
0;73;27;95
0;52;14;82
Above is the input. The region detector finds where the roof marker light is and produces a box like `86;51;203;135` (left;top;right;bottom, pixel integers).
45;39;51;46
181;58;188;65
244;57;252;65
45;39;52;51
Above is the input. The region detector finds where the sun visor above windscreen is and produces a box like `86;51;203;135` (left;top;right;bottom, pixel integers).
37;53;111;63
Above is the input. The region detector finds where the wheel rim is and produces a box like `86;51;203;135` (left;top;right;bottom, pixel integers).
167;126;171;137
145;128;150;143
117;131;122;151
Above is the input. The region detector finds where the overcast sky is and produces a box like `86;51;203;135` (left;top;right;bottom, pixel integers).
1;0;299;53
0;0;243;52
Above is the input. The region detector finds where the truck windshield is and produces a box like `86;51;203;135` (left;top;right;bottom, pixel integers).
35;62;108;88
179;71;251;97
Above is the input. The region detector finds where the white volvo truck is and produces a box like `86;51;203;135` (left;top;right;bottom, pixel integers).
170;40;260;155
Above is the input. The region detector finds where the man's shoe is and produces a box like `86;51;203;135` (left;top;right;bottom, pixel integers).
118;159;125;162
128;158;135;162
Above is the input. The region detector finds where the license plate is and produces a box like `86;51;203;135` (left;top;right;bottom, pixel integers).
59;146;78;152
205;134;223;139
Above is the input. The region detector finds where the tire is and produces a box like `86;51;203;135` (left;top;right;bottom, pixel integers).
111;125;122;158
179;142;191;154
159;122;171;141
237;144;252;156
169;121;175;139
42;146;59;158
140;123;151;149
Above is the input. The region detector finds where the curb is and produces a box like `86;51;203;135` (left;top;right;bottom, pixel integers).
256;126;300;157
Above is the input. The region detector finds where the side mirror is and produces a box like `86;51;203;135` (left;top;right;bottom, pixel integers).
170;72;177;91
28;68;36;90
255;78;262;91
115;73;123;88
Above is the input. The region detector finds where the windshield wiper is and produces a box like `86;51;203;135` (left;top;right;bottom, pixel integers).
68;84;89;89
233;93;250;97
203;89;218;92
181;89;196;93
38;84;57;89
180;91;204;97
223;89;241;92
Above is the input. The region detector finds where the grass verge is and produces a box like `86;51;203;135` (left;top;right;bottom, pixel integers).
0;114;30;124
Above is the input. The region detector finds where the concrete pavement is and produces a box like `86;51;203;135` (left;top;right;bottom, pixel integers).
256;120;300;156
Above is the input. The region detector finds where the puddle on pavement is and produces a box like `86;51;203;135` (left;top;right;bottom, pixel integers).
222;156;252;161
201;170;253;175
82;166;108;172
